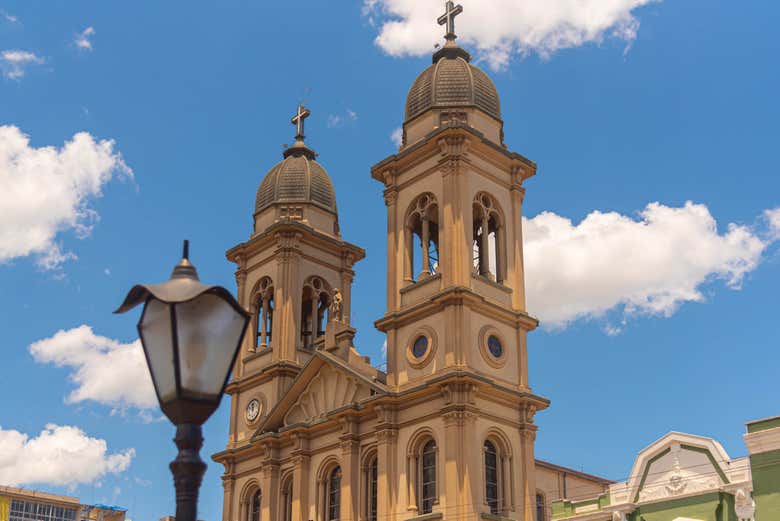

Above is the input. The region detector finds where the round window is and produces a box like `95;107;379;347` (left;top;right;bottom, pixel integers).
487;335;503;358
412;335;429;359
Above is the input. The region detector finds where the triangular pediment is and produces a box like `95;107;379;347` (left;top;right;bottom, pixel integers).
255;351;386;435
283;364;371;426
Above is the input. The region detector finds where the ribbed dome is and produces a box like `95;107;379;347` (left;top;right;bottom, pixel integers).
405;46;501;122
255;145;337;215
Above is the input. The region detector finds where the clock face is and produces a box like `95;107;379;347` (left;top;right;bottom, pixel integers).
245;399;261;422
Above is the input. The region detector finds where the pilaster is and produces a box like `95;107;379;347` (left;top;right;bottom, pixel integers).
518;404;538;521
340;417;361;521
275;231;302;361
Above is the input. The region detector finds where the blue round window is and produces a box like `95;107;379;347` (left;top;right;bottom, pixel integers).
487;335;503;358
412;335;429;359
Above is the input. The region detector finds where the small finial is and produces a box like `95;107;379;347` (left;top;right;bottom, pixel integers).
182;239;189;260
437;1;463;42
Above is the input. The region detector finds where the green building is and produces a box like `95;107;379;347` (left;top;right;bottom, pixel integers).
548;415;780;521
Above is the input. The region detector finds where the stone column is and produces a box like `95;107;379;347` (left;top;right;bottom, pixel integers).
339;267;354;326
261;296;269;349
261;462;280;521
292;455;311;521
376;406;398;521
509;167;527;311
419;215;430;280
340;418;360;521
383;182;399;311
221;474;235;521
518;407;538;521
276;231;301;361
310;295;319;347
480;213;490;276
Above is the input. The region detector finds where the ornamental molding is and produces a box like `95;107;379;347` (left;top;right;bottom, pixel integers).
743;426;780;455
437;134;470;157
442;409;477;426
376;429;399;443
384;189;399;207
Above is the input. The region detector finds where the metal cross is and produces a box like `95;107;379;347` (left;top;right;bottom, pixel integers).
291;104;311;140
437;1;463;41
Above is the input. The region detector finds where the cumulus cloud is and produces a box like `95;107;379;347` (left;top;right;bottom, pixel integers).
0;125;132;270
765;207;780;239
364;0;658;69
29;325;157;412
1;50;44;79
524;202;775;328
75;26;96;51
0;424;134;487
390;127;403;148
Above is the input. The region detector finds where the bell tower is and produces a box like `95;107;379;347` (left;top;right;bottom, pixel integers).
372;5;548;521
372;25;538;392
224;106;365;448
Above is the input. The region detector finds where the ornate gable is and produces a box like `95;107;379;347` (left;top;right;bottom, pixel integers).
283;365;372;426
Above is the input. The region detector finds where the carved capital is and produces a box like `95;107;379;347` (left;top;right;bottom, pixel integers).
520;404;537;424
384;189;398;207
381;168;397;188
376;429;398;444
276;231;302;262
340;437;360;454
291;454;310;467
437;135;470;157
442;409;477;427
519;425;537;442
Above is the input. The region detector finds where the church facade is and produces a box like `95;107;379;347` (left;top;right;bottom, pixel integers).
210;5;780;521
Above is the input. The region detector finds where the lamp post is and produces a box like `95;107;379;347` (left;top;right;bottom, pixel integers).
115;240;249;521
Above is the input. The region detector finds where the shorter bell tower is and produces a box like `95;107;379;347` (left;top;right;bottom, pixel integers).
223;106;365;448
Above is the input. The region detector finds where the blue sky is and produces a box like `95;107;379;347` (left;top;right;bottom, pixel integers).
1;1;778;519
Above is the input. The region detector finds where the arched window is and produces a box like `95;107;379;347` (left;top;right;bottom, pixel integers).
301;277;331;349
484;440;499;514
405;194;439;282
473;193;504;283
250;490;262;521
536;493;545;521
280;477;293;521
254;277;274;350
420;440;437;514
327;466;342;521
367;456;378;521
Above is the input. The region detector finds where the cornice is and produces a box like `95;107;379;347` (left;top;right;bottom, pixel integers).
375;284;539;331
371;125;536;185
226;220;365;265
744;426;780;455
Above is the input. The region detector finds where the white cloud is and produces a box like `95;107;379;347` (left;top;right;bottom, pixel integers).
364;0;659;70
765;207;780;239
29;325;157;411
75;27;96;51
327;109;358;128
0;424;134;487
0;125;132;270
1;50;44;79
1;11;18;23
524;202;774;328
390;127;403;148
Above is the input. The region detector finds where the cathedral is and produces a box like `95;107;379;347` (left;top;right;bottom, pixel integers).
211;5;777;521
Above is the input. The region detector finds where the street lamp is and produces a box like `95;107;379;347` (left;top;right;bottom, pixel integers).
115;240;249;521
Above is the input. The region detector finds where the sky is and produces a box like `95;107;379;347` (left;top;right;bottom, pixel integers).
1;0;779;519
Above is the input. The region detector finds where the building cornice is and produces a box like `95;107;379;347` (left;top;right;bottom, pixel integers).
744;426;780;455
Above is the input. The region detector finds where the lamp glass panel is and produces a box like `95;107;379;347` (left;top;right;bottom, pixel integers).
175;293;246;399
138;299;176;402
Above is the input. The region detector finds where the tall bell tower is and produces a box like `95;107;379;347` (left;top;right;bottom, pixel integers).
371;4;549;520
223;106;364;449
